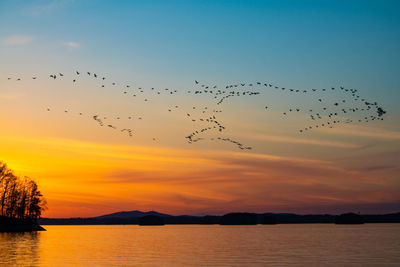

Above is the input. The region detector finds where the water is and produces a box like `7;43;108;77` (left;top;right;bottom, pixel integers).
0;224;399;266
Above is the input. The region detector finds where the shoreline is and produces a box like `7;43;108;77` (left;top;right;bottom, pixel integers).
37;222;399;226
0;224;46;232
38;211;400;226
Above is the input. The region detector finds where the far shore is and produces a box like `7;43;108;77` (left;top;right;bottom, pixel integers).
2;211;398;231
38;211;400;226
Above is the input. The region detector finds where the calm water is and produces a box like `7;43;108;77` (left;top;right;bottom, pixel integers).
0;224;399;266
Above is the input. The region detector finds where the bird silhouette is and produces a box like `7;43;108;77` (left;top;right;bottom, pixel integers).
12;72;387;148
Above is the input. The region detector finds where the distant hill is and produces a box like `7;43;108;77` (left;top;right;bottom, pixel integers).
38;211;400;225
94;210;170;219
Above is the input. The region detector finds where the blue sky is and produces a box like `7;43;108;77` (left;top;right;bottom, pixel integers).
1;0;399;99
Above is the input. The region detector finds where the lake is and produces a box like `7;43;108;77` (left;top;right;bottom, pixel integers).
1;224;399;266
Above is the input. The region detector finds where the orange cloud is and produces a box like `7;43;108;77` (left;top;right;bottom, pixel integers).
1;133;399;218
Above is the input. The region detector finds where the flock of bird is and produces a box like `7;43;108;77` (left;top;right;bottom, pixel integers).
4;71;387;150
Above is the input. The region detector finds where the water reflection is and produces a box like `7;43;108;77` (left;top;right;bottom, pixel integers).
0;231;40;266
0;224;399;266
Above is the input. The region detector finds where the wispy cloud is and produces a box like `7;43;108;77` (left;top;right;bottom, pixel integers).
3;35;33;45
317;124;400;140
2;135;399;217
64;41;80;50
247;133;361;148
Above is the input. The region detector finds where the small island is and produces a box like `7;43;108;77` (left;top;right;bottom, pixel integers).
220;212;258;225
335;212;364;224
139;215;165;226
0;161;46;232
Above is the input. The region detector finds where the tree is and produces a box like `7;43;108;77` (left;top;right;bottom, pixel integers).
0;162;16;217
26;178;47;219
0;161;47;221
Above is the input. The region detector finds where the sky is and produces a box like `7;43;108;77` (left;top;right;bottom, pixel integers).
0;0;399;218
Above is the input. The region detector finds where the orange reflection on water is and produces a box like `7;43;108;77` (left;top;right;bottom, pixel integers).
1;224;400;266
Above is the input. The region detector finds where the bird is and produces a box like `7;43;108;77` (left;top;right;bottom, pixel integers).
11;72;385;148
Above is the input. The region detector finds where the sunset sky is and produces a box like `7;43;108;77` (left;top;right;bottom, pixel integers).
1;0;399;218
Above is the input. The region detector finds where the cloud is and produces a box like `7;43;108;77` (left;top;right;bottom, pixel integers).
2;135;399;217
3;35;33;45
247;133;360;148
317;124;400;140
98;148;400;214
362;165;398;172
64;41;80;49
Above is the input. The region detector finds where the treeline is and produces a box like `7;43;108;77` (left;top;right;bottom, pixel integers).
38;212;400;225
0;161;46;221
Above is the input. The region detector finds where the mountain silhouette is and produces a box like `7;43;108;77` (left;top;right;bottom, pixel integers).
38;211;400;225
94;210;171;219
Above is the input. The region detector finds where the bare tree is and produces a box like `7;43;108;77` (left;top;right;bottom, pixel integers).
0;161;47;221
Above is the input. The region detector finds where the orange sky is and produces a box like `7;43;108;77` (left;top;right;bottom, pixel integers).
1;72;399;218
1;124;399;217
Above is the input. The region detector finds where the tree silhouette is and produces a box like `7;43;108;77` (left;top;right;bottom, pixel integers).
0;161;46;221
